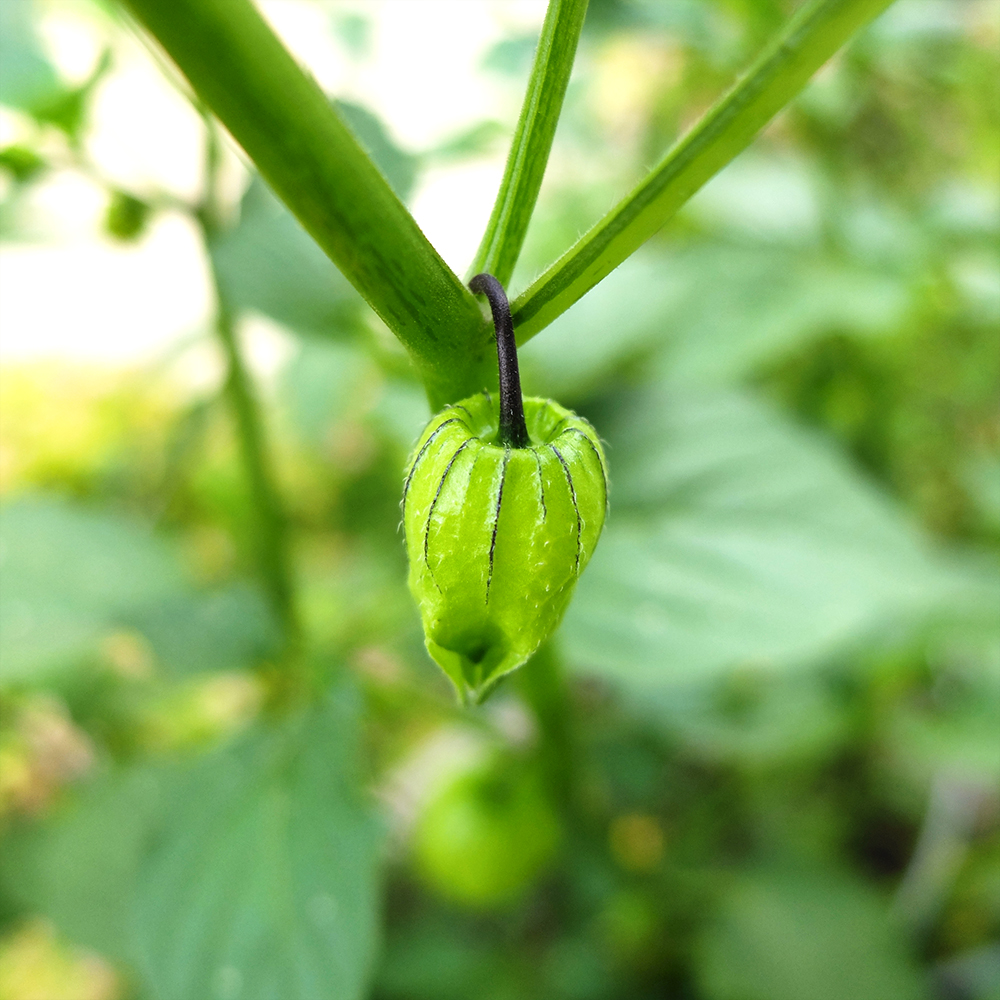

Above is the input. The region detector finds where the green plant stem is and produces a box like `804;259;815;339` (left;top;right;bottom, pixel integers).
199;120;298;642
510;0;896;342
120;0;490;408
212;292;298;639
519;641;575;808
468;0;589;287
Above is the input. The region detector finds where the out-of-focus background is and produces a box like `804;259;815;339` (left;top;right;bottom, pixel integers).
1;1;998;998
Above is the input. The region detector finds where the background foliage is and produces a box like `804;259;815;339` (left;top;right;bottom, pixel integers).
1;1;998;998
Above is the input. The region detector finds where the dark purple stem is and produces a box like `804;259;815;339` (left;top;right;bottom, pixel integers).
470;272;529;448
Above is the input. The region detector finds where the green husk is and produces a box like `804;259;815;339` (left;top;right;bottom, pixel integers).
403;393;607;703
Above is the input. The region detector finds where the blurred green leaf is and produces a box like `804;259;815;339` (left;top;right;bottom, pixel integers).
332;13;371;60
936;944;1000;1000
0;498;186;682
281;339;376;447
482;33;538;77
519;252;688;401
583;0;730;39
696;867;929;1000
368;378;431;452
888;650;1000;786
377;922;527;1000
962;452;1000;530
519;245;910;402
335;99;417;202
892;695;1000;786
682;153;823;242
30;81;89;139
656;675;848;768
0;498;282;682
1;763;171;966
0;0;60;112
210;175;362;337
652;248;912;387
126;584;282;677
134;688;382;1000
5;38;112;141
562;387;976;691
105;189;152;242
0;144;46;183
423;120;505;164
1;687;377;997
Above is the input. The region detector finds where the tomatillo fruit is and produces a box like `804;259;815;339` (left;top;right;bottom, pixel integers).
402;274;608;703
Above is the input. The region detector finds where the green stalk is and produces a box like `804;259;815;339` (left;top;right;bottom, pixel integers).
468;0;589;287
120;0;489;408
519;641;575;808
510;0;896;342
200;121;298;641
212;291;298;639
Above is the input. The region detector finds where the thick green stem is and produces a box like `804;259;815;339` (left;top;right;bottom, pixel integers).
510;0;896;342
120;0;489;408
469;0;589;287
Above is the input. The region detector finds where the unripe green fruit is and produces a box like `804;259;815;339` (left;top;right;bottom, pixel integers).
414;756;561;909
403;389;608;703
